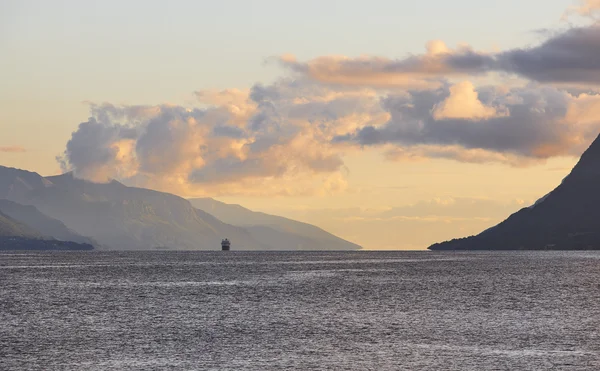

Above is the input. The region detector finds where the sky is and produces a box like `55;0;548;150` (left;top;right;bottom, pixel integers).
2;0;600;249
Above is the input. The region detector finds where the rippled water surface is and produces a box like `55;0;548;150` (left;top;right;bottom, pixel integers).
1;251;600;370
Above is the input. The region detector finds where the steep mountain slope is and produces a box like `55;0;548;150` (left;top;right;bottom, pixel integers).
0;210;41;238
0;166;267;250
0;199;96;245
0;209;93;250
190;198;362;250
429;134;600;250
0;166;53;201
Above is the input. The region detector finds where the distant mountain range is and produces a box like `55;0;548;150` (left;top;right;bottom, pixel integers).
430;134;600;250
190;198;362;250
0;165;361;250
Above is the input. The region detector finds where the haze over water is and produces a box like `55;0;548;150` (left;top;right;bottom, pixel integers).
1;251;599;370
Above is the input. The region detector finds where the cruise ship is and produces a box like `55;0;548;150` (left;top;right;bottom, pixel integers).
221;238;231;251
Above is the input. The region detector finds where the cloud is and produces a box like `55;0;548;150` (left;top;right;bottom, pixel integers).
564;92;600;124
563;0;600;18
60;81;600;193
0;146;26;153
383;145;537;167
334;83;600;163
337;215;494;223
58;1;600;194
432;81;504;120
494;25;600;85
279;23;600;87
59;80;384;196
277;41;479;89
57;115;140;182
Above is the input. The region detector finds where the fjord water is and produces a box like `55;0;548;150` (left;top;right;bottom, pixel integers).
1;251;599;370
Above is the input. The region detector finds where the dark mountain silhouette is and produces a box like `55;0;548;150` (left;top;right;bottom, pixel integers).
190;198;361;250
429;134;600;250
0;236;93;251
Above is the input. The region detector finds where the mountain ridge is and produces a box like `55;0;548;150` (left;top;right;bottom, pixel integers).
0;199;96;245
0;205;94;251
429;134;600;250
0;209;41;238
0;166;360;250
190;198;361;250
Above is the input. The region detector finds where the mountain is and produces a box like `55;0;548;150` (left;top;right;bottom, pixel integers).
429;134;600;250
0;165;360;250
189;198;362;250
0;210;41;238
0;166;53;201
0;209;93;251
0;199;96;245
0;237;93;251
0;166;268;250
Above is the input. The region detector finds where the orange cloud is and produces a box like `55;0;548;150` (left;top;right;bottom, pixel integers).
59;81;374;197
277;41;481;88
0;146;26;153
564;93;600;125
563;0;600;18
279;23;600;87
384;144;542;167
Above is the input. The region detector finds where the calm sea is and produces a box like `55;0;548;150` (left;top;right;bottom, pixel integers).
1;251;599;370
